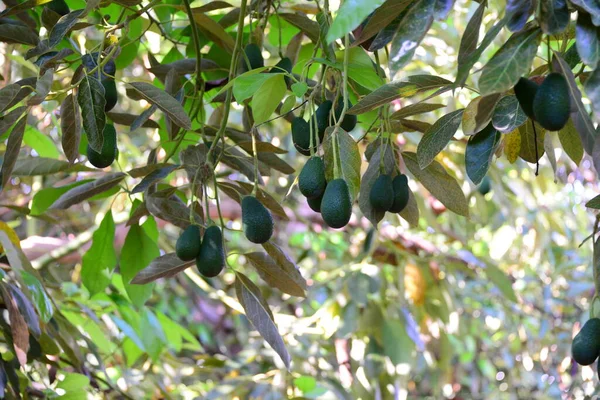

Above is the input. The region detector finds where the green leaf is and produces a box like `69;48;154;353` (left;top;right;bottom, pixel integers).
382;319;415;365
518;120;545;163
538;0;569;35
484;264;518;303
191;11;235;53
576;12;600;69
131;164;180;194
146;188;202;229
132;253;194;284
11;157;92;176
388;0;435;76
417;109;464;169
491;95;527;133
232;72;272;103
585;66;600;117
462;93;502;136
245;251;306;297
49;10;84;48
586;194;600;209
19;271;53;323
121;224;159;307
81;211;116;295
156;311;183;352
128;82;192;130
389;102;445;119
552;52;597;155
478;27;541;95
251;74;287;125
0;84;22;113
77;74;106;153
23;125;59;158
0;116;26;191
558;119;583;165
353;0;412;48
323;127;361;201
0;24;39;46
348;74;451;114
49;172;126;210
27;68;53;106
465;124;501;185
139;309;166;361
358;142;396;226
403;152;469;217
457;1;486;64
30;180;91;215
291;82;308;97
56;373;89;393
279;13;320;43
0;106;27;137
60;94;82;163
234;271;291;369
327;0;386;43
280;95;296;115
345;46;384;90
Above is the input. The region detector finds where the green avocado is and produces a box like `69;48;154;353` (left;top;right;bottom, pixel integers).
307;190;324;213
389;174;410;213
82;52;116;80
87;124;118;168
334;98;357;132
242;195;274;244
47;0;69;16
514;77;538;119
369;174;394;211
532;72;570;131
175;225;201;261
298;157;326;199
103;79;117;112
572;318;600;366
196;226;225;278
314;100;333;139
269;57;293;85
321;179;352;229
478;176;491;195
291;117;316;156
241;44;264;72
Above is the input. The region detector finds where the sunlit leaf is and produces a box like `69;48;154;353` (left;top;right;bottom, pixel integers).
49;172;126;210
417;109;464;169
81;211;117;295
326;0;385;43
491;95;527;133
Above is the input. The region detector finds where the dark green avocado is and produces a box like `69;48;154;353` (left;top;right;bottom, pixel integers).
388;174;410;213
47;0;70;16
514;77;539;119
196;225;225;278
298;157;327;199
291;117;315;156
369;174;394;211
102;79;117;112
242;195;274;244
572;318;600;366
176;225;201;261
321;179;352;229
241;44;264;72
87;124;118;168
532;72;570;131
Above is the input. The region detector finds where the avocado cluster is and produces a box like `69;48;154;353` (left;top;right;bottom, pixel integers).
87;124;118;168
572;318;600;376
176;224;225;278
82;52;118;112
291;98;357;156
369;173;410;215
241;195;274;244
514;73;570;131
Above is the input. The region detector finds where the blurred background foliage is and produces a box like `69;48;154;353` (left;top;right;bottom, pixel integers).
0;0;599;398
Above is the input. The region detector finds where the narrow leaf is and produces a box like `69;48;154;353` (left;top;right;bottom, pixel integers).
60;94;81;163
576;11;600;69
0;84;21;113
128;82;192;130
49;172;126;210
327;0;386;43
323;127;362;201
457;1;486;63
0;116;26;190
417;109;464;169
131;164;181;194
465;124;502;185
246;251;307;297
132;253;194;284
77;74;106;153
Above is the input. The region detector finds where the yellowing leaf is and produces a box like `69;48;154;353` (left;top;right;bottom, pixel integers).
0;221;20;254
504;129;521;163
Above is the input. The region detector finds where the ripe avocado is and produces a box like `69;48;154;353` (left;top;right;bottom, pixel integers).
514;77;538;119
532;72;570;131
102;79;117;112
572;318;600;366
478;176;491;195
196;225;225;278
175;225;201;261
242;195;274;244
241;44;264;72
321;179;352;229
47;0;69;16
87;124;118;168
291;117;316;156
389;174;410;213
369;174;394;211
314;100;333;139
334;98;357;132
307;190;324;213
298;157;326;199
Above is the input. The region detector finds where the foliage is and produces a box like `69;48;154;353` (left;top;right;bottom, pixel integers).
0;0;600;398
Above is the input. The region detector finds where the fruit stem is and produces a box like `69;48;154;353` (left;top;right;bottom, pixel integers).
531;119;539;176
251;127;260;190
334;34;351;129
212;173;226;229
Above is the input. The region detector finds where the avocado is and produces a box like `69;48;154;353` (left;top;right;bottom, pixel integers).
103;79;117;112
388;174;410;213
572;318;600;366
313;100;333;139
175;225;201;261
47;0;69;16
242;195;274;243
298;157;326;199
196;225;225;278
532;72;570;131
269;57;293;85
514;77;538;119
478;176;491;195
334;98;357;132
321;179;352;228
291;117;315;156
87;124;118;168
241;44;264;72
82;52;116;81
369;174;394;211
307;190;324;213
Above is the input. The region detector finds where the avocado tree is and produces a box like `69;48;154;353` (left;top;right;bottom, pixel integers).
0;0;599;397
